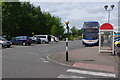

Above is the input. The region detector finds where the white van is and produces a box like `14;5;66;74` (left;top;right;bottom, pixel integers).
33;35;51;44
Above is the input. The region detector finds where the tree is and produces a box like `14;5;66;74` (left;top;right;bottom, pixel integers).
71;26;77;36
76;28;82;36
51;25;65;37
2;2;22;39
2;2;65;39
51;25;57;36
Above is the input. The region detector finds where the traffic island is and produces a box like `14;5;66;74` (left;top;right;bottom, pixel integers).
48;46;118;73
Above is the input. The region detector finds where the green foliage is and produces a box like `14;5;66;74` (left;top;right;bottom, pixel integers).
2;2;64;39
51;18;65;37
69;36;74;40
71;26;77;36
51;25;57;36
76;29;82;36
70;26;82;36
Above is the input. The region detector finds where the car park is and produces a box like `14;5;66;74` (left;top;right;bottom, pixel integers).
0;37;12;48
10;36;32;46
33;35;51;44
31;36;41;44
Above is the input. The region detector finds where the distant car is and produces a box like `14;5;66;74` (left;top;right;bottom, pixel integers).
114;37;120;46
114;37;120;42
10;36;32;46
31;36;41;44
33;35;51;44
0;37;12;48
51;36;59;42
55;37;59;42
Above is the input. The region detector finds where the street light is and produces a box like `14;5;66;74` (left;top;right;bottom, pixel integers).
65;20;69;61
104;5;115;23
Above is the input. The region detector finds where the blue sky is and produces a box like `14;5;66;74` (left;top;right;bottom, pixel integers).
20;0;119;32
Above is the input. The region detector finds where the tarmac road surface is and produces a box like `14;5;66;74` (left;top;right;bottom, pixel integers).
2;40;84;78
2;40;117;79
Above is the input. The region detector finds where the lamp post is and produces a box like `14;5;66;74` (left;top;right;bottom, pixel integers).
65;20;69;61
104;5;115;23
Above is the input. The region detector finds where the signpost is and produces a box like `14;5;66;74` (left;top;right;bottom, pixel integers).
99;23;114;54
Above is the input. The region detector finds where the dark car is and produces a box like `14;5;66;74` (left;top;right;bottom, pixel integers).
31;36;41;44
10;36;32;46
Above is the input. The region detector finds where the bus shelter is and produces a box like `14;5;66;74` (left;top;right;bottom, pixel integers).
99;23;114;54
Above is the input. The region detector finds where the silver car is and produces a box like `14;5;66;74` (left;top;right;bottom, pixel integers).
0;37;12;48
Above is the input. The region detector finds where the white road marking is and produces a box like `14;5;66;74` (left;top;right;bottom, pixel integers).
13;46;31;48
40;57;49;63
66;69;116;77
41;58;46;60
43;60;49;63
57;74;85;78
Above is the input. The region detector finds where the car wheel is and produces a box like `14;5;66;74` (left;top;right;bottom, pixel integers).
84;44;87;47
22;42;26;46
28;44;31;46
35;42;37;44
2;44;4;48
42;41;45;44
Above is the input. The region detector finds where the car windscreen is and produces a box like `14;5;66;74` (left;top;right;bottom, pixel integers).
37;36;46;38
16;36;27;39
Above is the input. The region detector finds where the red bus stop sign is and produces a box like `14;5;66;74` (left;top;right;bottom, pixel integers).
100;23;113;30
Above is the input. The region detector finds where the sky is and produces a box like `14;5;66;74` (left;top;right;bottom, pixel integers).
20;0;119;32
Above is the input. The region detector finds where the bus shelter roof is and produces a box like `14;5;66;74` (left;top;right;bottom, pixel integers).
100;23;114;30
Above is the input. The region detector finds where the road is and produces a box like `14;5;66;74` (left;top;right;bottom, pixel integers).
2;40;117;79
3;40;85;78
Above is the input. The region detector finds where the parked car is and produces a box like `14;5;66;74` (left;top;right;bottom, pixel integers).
50;36;59;42
0;36;12;48
114;37;120;46
31;36;41;44
33;35;51;44
114;37;120;42
55;37;59;42
10;36;32;46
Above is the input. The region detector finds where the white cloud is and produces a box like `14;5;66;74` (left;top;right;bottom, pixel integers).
31;2;118;31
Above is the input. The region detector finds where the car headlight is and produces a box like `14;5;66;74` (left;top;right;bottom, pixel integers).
1;41;6;44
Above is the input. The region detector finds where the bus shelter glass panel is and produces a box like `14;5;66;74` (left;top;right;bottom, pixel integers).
100;31;113;50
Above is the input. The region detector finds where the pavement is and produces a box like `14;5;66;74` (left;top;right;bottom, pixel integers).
48;46;118;74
